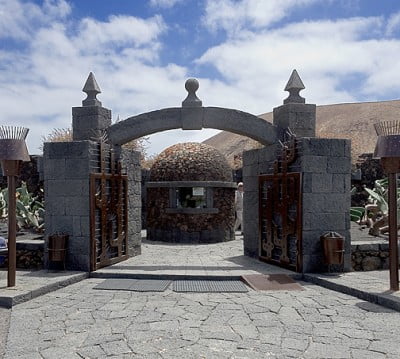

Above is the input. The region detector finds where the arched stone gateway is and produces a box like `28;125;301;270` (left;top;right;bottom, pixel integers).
43;71;351;274
106;79;280;147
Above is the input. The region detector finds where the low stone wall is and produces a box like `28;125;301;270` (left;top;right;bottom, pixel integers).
351;242;390;271
0;238;395;271
0;240;44;269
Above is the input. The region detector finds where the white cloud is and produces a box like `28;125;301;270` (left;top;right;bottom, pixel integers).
197;16;400;111
0;0;70;40
75;15;166;53
386;11;400;36
43;0;71;18
1;0;400;157
149;0;184;9
203;0;320;35
0;0;186;155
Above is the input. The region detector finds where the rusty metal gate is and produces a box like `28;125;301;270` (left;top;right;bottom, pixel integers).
90;142;129;271
259;138;302;272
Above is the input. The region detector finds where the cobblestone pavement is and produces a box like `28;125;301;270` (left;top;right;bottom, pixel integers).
0;307;10;359
4;278;400;359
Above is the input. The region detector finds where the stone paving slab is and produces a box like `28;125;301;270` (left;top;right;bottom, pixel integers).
304;270;400;312
94;279;172;292
0;307;10;358
4;277;400;358
1;232;400;316
0;269;89;308
92;237;297;280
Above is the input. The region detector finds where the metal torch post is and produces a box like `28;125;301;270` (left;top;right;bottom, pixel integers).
7;172;17;287
0;126;30;288
387;171;399;291
373;123;400;291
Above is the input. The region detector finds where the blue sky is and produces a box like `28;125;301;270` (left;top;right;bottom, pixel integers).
1;0;400;155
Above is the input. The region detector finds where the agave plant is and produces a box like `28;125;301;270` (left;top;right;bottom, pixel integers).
359;177;400;236
0;182;44;232
0;190;7;218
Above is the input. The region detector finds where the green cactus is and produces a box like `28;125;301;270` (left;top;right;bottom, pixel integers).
0;182;44;232
354;177;400;236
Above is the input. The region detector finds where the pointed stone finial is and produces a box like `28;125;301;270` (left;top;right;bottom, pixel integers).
82;72;102;107
283;69;305;104
182;78;202;107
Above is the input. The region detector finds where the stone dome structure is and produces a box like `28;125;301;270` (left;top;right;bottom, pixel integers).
146;142;236;243
150;142;232;182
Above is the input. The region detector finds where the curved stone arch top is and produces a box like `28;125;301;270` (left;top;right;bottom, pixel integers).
106;106;280;146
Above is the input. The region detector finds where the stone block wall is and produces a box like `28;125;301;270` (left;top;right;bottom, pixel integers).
0;245;44;269
351;242;390;271
72;106;111;141
43;141;96;271
298;138;351;272
43;142;143;271
242;144;279;258
273;103;316;138
121;148;142;256
242;137;351;273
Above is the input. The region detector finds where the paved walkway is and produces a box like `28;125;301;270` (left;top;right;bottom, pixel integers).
1;234;400;357
0;233;400;359
0;270;88;308
1;234;400;311
4;273;400;357
93;236;295;280
305;270;400;312
0;307;10;359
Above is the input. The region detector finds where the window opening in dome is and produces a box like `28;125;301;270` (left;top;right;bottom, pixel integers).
176;187;207;208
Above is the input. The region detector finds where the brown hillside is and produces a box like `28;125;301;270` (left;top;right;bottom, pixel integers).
203;99;400;164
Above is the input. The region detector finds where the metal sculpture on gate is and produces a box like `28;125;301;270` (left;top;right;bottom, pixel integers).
90;142;128;271
259;134;302;271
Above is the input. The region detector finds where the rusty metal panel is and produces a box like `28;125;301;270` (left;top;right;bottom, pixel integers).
90;143;129;271
259;172;302;272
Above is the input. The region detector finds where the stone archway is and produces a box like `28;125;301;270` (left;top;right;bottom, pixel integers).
44;72;351;274
106;79;281;147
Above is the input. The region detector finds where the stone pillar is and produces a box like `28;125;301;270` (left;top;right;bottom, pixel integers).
43;72;112;271
72;72;111;141
121;148;142;256
72;106;111;141
299;137;352;272
242;70;351;273
242;138;351;273
273;69;316;138
242;144;279;257
273;103;316;138
43;140;97;271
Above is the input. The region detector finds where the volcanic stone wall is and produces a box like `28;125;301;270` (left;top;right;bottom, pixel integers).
147;142;236;243
243;137;351;273
147;187;235;243
121;148;142;256
43;141;142;271
150;143;233;182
